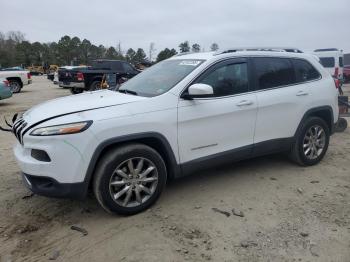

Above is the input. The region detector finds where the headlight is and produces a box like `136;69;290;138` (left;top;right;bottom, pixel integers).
30;121;92;136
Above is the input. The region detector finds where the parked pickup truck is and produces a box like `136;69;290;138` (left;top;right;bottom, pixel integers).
58;60;139;94
58;66;88;89
0;68;32;93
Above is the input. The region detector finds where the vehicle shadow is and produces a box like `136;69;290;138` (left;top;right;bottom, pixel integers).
0;101;13;106
17;90;32;93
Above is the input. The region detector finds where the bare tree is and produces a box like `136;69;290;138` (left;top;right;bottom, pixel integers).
7;31;25;43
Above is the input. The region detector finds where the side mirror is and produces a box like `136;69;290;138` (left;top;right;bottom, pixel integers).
182;83;214;100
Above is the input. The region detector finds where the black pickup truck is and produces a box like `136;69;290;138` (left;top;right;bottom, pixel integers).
58;60;139;94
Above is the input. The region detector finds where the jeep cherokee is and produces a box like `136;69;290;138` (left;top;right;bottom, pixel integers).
8;48;339;215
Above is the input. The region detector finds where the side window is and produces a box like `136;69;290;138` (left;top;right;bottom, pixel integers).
319;57;335;68
195;62;249;97
122;62;135;73
339;57;344;67
253;57;296;90
292;59;321;82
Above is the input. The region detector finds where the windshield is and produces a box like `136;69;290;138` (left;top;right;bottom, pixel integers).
119;59;204;97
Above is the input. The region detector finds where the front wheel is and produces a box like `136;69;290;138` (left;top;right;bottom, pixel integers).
93;144;167;215
289;117;330;166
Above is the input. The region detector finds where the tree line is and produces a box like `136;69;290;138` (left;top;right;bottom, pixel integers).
0;31;219;68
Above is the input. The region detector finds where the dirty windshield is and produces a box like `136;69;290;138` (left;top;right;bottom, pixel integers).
119;59;204;97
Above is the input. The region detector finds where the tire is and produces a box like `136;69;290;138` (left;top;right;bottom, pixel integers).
289;117;330;166
93;143;167;215
89;81;101;91
70;87;83;94
9;80;22;93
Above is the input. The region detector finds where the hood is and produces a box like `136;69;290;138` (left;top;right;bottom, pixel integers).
23;90;145;124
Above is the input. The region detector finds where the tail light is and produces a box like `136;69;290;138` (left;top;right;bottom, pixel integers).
334;78;340;89
334;67;339;78
76;72;84;81
27;72;31;79
3;80;10;87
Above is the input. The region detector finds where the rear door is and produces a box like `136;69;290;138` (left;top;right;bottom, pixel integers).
252;57;320;154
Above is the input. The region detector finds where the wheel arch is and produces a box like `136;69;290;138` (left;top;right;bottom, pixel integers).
88;77;103;87
82;132;180;197
294;106;335;138
6;77;23;87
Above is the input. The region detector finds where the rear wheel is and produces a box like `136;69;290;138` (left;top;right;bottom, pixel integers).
289;117;330;166
9;80;22;93
93;144;167;215
70;87;83;94
89;81;102;91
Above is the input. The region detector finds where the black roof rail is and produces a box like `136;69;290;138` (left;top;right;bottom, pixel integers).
314;48;339;52
215;47;303;55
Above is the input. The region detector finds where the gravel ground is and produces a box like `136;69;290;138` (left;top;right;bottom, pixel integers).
0;76;349;262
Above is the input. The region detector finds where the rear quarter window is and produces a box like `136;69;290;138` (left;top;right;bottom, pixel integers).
292;59;321;83
319;57;335;68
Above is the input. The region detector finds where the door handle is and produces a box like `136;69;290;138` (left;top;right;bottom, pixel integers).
236;100;253;106
296;91;309;96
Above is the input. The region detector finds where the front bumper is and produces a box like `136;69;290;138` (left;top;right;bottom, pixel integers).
11;115;99;200
59;81;85;88
22;173;86;199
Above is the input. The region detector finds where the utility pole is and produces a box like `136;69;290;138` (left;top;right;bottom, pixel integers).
149;42;156;62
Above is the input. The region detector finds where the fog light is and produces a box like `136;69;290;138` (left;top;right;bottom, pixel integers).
31;149;51;162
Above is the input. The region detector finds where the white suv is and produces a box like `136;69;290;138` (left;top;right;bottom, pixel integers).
7;48;339;215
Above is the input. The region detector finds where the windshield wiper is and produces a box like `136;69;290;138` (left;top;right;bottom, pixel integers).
118;89;138;95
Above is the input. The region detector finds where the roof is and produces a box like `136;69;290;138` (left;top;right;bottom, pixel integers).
169;49;313;61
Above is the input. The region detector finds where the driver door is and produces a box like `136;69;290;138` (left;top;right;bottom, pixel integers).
177;58;257;165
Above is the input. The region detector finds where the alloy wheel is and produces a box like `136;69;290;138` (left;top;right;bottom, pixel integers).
10;81;21;93
303;125;326;160
109;157;158;207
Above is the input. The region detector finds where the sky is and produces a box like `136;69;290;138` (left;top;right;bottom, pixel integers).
1;0;349;58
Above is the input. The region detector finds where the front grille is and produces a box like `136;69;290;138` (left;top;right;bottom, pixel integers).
12;117;27;144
